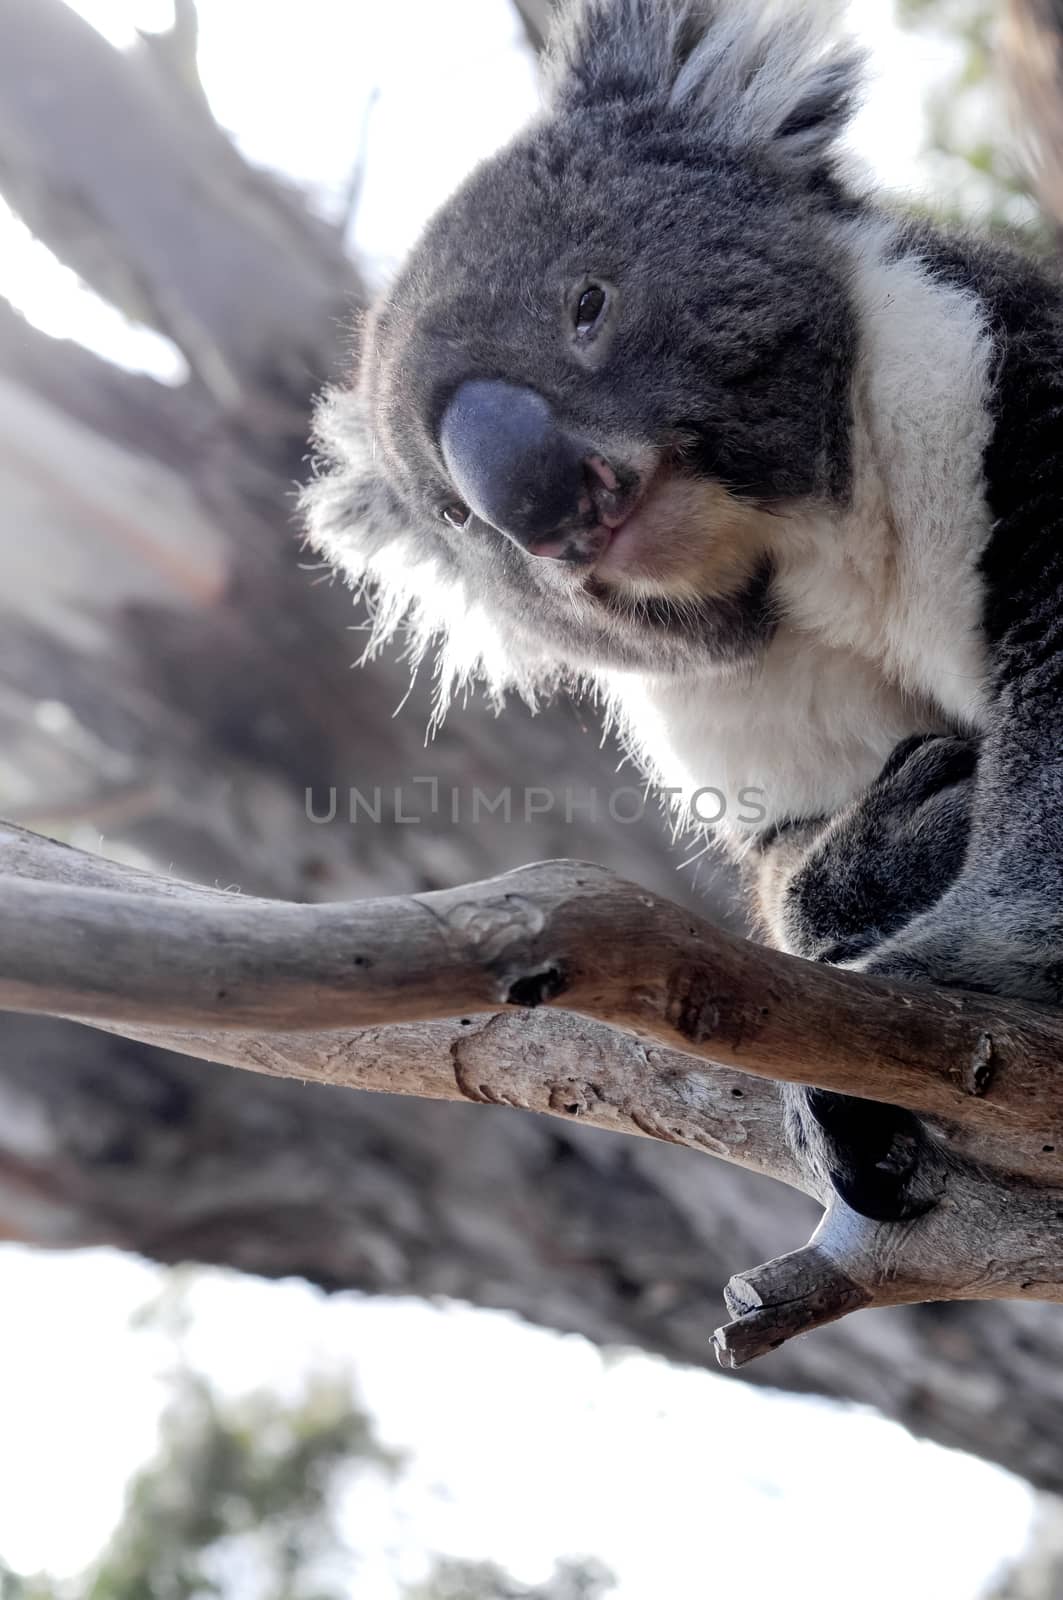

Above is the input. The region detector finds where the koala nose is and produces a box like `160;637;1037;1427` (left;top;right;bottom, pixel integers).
439;379;590;558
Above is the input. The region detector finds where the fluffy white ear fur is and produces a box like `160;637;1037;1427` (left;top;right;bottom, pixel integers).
302;387;567;728
547;0;865;168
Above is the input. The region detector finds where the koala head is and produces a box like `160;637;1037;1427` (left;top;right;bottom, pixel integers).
305;0;868;709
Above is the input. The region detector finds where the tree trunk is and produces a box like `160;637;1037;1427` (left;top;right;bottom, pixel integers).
2;0;1063;1496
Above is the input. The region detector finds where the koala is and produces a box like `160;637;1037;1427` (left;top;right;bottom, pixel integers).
303;0;1063;1222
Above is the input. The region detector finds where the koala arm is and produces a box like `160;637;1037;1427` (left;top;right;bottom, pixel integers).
858;258;1063;1012
865;673;1063;998
751;733;978;1220
821;626;1061;1216
766;233;1063;1222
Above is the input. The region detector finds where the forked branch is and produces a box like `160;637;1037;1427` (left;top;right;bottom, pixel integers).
2;820;1062;1363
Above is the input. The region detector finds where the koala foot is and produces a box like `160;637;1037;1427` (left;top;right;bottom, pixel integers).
794;1088;946;1222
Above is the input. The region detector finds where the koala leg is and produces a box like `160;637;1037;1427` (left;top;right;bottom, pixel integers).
752;733;977;1219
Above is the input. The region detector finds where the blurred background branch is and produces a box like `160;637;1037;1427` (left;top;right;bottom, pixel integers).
513;0;554;52
3;4;1063;1578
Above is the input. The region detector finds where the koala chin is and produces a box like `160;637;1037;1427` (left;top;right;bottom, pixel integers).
304;0;1063;1223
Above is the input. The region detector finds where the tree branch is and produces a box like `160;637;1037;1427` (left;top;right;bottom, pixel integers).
3;820;1063;1362
0;0;358;400
100;1011;798;1193
1003;0;1063;228
512;0;553;54
1;826;1060;1154
0;300;200;471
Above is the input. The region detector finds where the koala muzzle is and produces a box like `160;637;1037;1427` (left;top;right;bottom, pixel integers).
440;379;605;561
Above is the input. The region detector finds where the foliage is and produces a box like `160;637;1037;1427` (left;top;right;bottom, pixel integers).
895;0;1042;229
0;1280;613;1600
88;1372;387;1600
405;1557;614;1600
2;1369;391;1600
0;1568;58;1600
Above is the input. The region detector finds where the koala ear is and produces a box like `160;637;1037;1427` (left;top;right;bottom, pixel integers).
302;383;439;651
769;52;865;159
547;0;864;171
695;19;866;169
545;0;701;108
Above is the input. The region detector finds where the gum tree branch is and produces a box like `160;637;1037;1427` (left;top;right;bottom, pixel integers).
512;0;553;53
0;0;357;401
3;821;1063;1363
1004;0;1063;229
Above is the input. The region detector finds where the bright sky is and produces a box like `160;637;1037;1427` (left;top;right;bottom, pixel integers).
0;2;1041;1595
0;1247;1036;1596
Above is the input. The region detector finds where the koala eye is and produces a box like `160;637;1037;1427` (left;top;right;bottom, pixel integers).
575;284;608;336
441;501;471;532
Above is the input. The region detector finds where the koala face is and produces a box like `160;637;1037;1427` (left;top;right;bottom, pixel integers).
308;1;867;688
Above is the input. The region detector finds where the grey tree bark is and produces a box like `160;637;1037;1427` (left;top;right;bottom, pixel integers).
2;0;1063;1497
513;0;554;52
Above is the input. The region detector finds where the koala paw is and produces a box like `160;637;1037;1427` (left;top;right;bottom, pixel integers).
858;733;978;844
815;867;1063;1218
783;733;978;966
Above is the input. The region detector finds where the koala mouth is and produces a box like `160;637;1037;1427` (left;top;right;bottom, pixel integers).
582;465;689;586
569;456;660;573
581;453;641;530
534;454;647;566
588;481;665;579
582;464;778;603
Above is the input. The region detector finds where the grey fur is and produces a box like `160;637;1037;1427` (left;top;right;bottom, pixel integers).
304;0;1063;1221
755;734;978;968
304;0;863;698
546;0;866;165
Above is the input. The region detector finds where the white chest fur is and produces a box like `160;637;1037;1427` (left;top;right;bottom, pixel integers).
604;232;997;840
605;637;941;836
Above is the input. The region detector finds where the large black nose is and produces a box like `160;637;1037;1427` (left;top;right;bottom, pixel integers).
439;380;590;558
